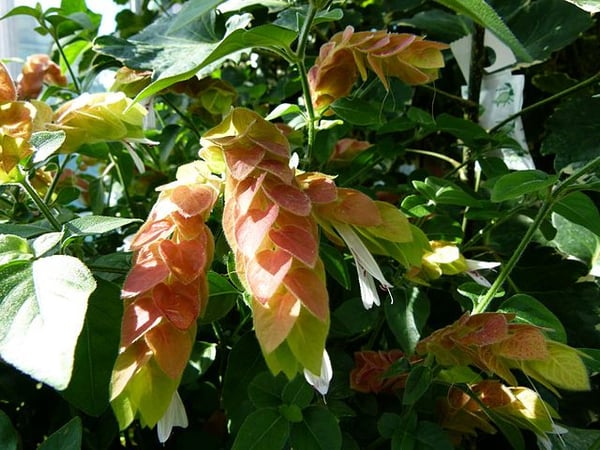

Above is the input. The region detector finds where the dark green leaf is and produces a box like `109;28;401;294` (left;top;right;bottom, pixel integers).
320;243;351;290
62;279;121;416
0;256;95;390
231;408;289;450
508;0;594;61
31;131;66;163
579;348;600;373
436;113;490;147
402;365;432;405
434;0;532;62
223;333;268;433
0;410;18;450
553;191;600;237
200;272;240;323
541;97;600;172
330;298;378;338
401;9;474;42
0;223;53;239
498;294;567;343
166;0;222;33
385;287;429;355
407;107;435;127
415;421;453;450
331;98;381;126
546;425;600;449
282;375;314;409
378;412;407;439
94;12;296;102
485;411;525;450
290;406;342;450
388;412;418;450
38;417;82;450
457;282;504;309
65;216;141;236
248;372;287;408
279;404;303;423
274;6;343;31
182;341;217;383
491;170;557;202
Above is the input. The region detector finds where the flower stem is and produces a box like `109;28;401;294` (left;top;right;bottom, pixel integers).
49;26;81;94
294;2;319;166
20;172;62;231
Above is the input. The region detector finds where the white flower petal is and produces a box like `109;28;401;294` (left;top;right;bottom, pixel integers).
304;350;333;396
335;224;392;288
466;270;492;288
157;391;188;443
357;267;380;309
465;259;501;271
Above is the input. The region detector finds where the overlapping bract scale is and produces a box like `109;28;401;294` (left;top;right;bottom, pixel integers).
308;26;448;111
110;162;219;429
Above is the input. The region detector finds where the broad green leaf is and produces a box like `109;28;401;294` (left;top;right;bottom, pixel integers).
402;365;432;405
94;11;296;102
491;170;557;202
231;408;289;450
508;0;594;61
457;282;504;309
222;333;267;434
0;223;53;239
166;0;222;33
434;0;532;62
319;243;351;290
498;294;567;343
579;348;600;373
330;98;381;126
551;213;600;274
385;287;429;355
436;113;490;147
0;255;95;390
279;404;303;423
37;417;82;450
286;307;328;375
0;5;42;21
185;341;217;378
388;412;418;450
330;298;377;338
31;232;63;258
563;0;600;13
290;406;342;450
546;425;600;449
61;279;121;416
484;411;526;450
553;191;600;237
65;216;141;236
0;234;33;266
281;375;314;409
0;410;18;450
541;97;600;172
274;5;344;31
378;412;411;439
402;9;474;42
248;372;287;408
31;131;66;163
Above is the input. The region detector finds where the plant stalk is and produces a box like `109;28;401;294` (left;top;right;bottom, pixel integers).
20;174;63;231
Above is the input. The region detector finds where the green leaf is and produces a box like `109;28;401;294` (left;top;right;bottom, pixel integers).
541;96;600;172
186;341;217;378
248;372;287;408
286;307;328;375
553;191;600;237
65;216;141;236
281;375;314;409
508;0;594;61
415;421;453;450
402;9;474;42
330;98;381;126
546;425;600;449
94;11;296;102
498;294;567;343
579;348;600;373
61;279;121;416
31;232;63;258
0;410;18;450
385;287;429;355
457;282;504;309
378;412;409;439
0;5;42;21
200;271;240;323
0;223;53;239
320;243;351;290
388;412;418;450
551;213;600;274
166;0;222;33
402;365;432;405
290;406;342;450
274;5;344;31
31;131;66;164
434;0;532;62
0;234;33;266
223;333;268;433
330;298;378;338
231;408;290;450
491;170;557;202
279;404;303;423
0;255;96;390
436;113;490;147
38;417;82;450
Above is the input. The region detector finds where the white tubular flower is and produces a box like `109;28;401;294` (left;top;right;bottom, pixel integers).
465;259;501;288
304;350;333;396
157;390;189;443
335;223;393;309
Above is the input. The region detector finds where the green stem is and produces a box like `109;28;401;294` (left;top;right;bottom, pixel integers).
20;173;62;231
44;154;73;203
49;26;81;94
294;2;319;165
489;71;600;134
473;154;600;314
405;148;461;169
473;198;553;314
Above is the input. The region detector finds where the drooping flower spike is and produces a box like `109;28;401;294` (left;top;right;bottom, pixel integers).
110;161;221;432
